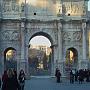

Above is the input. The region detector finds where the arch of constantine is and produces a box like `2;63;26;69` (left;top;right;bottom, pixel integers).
0;0;90;76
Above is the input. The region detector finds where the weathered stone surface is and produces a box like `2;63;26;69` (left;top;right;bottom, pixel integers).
0;0;89;76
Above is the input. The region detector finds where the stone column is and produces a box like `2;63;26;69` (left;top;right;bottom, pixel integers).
57;22;63;75
80;22;88;69
82;23;87;60
20;22;26;72
50;45;58;75
24;36;29;76
50;46;54;76
58;22;62;61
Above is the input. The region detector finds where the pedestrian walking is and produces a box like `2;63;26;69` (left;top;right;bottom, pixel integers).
55;68;59;77
78;69;84;84
56;70;61;83
70;70;74;84
0;76;1;89
55;68;61;83
7;69;19;90
2;70;8;90
2;69;19;90
75;70;78;82
18;69;25;90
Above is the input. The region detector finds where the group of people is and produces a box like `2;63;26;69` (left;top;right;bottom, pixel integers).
0;69;25;90
55;68;90;84
70;69;90;84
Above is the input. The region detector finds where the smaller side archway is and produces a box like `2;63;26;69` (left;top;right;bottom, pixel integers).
65;47;78;74
67;48;78;64
4;47;17;71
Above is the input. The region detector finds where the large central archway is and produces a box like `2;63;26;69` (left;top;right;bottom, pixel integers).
28;32;54;76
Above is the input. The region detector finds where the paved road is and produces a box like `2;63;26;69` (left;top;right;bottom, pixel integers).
25;77;90;90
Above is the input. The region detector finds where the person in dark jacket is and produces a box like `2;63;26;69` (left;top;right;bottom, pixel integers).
0;76;1;89
2;70;8;90
56;70;61;83
2;69;19;90
78;69;84;84
55;68;61;83
75;70;78;82
55;68;59;77
70;70;74;84
18;69;25;90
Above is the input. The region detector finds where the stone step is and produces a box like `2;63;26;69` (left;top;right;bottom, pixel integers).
30;76;55;78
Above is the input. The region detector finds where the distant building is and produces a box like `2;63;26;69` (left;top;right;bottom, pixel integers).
30;45;51;56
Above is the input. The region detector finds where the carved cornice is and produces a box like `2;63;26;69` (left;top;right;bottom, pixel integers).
0;30;20;41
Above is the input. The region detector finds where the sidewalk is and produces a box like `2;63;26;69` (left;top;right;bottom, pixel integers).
25;77;90;90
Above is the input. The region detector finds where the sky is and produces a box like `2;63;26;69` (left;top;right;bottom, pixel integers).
30;1;90;47
30;36;51;47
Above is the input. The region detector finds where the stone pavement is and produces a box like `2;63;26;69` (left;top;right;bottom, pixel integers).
25;77;90;90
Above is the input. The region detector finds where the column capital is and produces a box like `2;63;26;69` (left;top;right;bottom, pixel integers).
82;22;86;30
58;22;62;30
21;21;27;33
21;22;25;28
